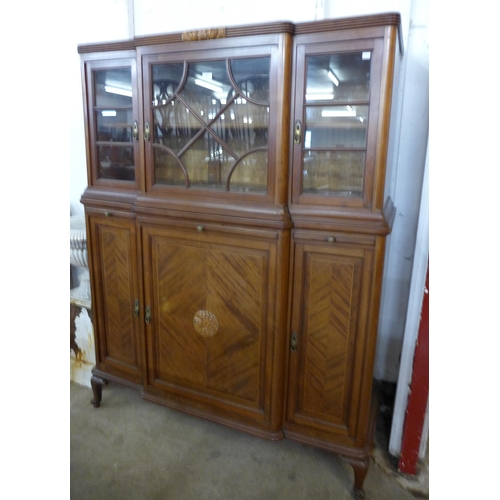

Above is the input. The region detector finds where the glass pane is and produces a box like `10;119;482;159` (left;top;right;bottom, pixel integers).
153;61;230;188
95;68;132;107
231;57;270;103
152;63;184;105
93;68;135;182
96;109;134;142
229;151;268;193
181;133;235;189
154;148;186;186
305;105;368;148
305;52;371;103
302;151;365;196
151;57;270;193
223;99;269;156
180;61;233;116
154;100;203;153
97;145;135;181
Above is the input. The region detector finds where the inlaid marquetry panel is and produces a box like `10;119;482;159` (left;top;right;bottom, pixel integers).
144;226;273;413
89;215;141;379
287;239;370;437
301;254;361;419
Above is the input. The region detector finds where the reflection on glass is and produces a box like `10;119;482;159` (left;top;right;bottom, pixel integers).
230;151;268;193
95;68;133;107
305;52;371;102
94;68;135;181
154;99;202;153
224;99;269;156
301;52;371;197
151;57;270;192
305;105;368;148
98;145;134;180
302;151;365;196
181;133;235;188
152;63;183;105
154;149;185;186
96;109;134;142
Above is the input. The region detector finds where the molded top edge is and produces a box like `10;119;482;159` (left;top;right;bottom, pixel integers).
77;12;401;54
293;12;401;34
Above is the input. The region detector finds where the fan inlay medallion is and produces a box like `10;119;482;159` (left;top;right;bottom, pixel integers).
193;310;219;338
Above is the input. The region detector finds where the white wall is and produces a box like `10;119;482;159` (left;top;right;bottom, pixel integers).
69;0;429;382
70;0;132;216
374;0;429;380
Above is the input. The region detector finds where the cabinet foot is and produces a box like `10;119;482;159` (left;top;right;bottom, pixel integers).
354;488;365;500
345;457;369;500
90;375;107;407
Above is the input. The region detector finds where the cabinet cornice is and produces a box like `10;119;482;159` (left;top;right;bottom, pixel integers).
77;14;401;54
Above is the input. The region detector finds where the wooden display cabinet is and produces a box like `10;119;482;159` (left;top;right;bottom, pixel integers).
78;13;402;499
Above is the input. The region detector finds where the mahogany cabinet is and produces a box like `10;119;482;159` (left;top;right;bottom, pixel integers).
78;13;401;499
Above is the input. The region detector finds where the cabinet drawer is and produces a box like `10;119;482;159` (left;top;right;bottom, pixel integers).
292;229;375;247
85;206;136;221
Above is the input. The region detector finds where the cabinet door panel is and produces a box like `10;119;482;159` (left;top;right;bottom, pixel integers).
87;213;142;382
286;235;374;441
83;54;141;190
291;37;385;209
139;37;287;205
142;225;278;420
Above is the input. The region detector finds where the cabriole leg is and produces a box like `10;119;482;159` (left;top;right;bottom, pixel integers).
345;457;369;500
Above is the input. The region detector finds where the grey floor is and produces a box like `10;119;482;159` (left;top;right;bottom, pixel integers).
70;381;427;500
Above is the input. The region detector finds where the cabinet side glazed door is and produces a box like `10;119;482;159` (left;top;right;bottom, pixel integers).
82;53;141;190
141;222;284;435
87;211;143;383
285;231;375;446
290;34;385;210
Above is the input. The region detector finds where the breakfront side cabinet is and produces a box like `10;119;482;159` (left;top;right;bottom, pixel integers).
78;13;401;499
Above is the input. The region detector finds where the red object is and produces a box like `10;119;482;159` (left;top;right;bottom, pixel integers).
398;262;429;475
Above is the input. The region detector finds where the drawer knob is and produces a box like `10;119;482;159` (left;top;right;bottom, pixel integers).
104;211;111;217
327;236;335;243
197;225;205;232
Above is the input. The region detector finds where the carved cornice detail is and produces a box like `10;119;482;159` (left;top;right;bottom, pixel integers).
181;27;226;42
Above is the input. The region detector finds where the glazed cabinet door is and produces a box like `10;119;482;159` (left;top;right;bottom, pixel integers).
138;35;288;205
290;32;387;210
285;230;379;448
86;210;143;383
81;52;141;190
140;221;288;438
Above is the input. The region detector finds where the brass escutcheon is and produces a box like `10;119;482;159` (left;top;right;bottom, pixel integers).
193;310;219;338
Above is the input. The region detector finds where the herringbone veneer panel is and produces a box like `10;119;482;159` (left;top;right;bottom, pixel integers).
152;238;266;405
100;226;136;365
297;251;362;428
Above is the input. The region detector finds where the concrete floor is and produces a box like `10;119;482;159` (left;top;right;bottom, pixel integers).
70;381;428;500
